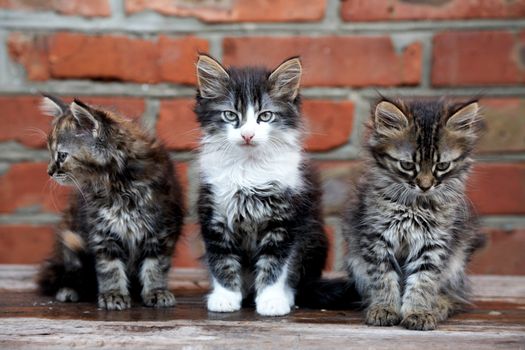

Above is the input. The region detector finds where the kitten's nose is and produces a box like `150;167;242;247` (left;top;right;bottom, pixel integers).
47;169;54;176
416;176;434;192
242;133;254;143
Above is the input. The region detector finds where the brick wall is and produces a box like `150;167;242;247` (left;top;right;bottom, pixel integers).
0;0;523;275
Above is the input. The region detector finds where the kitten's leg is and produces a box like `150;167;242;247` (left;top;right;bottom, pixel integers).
139;255;175;308
53;230;86;302
349;237;402;326
204;220;243;313
93;237;131;310
400;241;449;330
254;227;294;316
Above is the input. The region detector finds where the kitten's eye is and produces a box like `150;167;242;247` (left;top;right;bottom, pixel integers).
399;160;415;171
436;161;451;171
258;111;274;123
222;110;238;123
57;151;68;163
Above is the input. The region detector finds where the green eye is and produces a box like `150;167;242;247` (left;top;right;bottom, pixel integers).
436;161;451;171
222;110;238;122
400;160;415;171
57;151;68;163
258;111;274;123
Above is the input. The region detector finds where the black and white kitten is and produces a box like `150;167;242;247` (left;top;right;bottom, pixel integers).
343;97;485;330
194;55;332;316
37;95;184;310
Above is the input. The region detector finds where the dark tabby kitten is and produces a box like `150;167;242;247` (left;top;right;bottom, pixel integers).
37;95;184;310
194;55;331;316
343;97;485;330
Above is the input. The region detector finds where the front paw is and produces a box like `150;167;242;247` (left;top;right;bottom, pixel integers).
56;288;79;302
98;292;131;310
256;295;291;316
365;304;401;326
207;288;242;313
143;289;176;308
401;311;438;331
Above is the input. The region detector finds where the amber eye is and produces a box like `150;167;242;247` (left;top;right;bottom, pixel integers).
222;110;238;122
436;161;451;171
258;111;274;123
57;151;68;163
399;160;415;171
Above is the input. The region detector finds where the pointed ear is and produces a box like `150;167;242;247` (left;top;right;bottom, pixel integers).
70;99;100;137
40;94;67;118
196;55;229;99
374;101;410;136
268;57;302;100
446;102;482;135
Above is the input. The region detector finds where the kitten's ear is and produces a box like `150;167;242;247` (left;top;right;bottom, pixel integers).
374;101;409;136
196;55;229;99
70;99;100;137
268;57;302;100
446;102;483;136
40;94;67;118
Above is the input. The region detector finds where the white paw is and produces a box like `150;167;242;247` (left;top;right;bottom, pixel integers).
207;287;242;313
256;285;294;316
56;288;79;302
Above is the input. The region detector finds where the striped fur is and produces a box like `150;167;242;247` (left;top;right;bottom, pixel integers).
37;95;184;310
343;97;485;330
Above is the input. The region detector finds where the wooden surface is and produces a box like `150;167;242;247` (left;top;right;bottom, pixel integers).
0;266;524;349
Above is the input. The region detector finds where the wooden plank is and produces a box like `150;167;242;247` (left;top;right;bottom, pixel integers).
0;265;524;349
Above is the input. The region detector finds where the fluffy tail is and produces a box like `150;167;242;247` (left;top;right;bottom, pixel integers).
295;277;361;310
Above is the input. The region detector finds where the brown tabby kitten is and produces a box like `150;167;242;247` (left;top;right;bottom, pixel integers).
37;95;184;310
343;97;485;330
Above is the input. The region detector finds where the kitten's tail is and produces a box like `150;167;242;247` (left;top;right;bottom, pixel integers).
295;277;361;310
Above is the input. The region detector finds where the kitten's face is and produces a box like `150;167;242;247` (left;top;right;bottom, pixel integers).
194;55;302;152
369;99;483;196
41;96;110;185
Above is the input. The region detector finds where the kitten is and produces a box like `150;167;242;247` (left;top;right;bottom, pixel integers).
37;95;184;310
194;55;338;316
343;97;485;330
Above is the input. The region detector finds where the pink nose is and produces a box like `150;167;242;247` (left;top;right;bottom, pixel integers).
242;133;254;143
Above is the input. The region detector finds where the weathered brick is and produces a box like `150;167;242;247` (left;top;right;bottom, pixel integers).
479;98;525;153
158;99;200;151
468;163;525;215
173;222;204;268
9;32;208;84
432;31;525;86
125;0;326;23
0;224;55;264
0;95;145;148
0;162;70;214
341;0;525;22
303;100;354;152
0;0;110;17
469;228;525;275
223;36;422;87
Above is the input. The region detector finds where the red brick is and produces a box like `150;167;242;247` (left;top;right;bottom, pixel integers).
303;100;354;151
0;0;110;17
223;36;422;87
173;222;204;268
341;0;525;22
0;95;145;148
9;32;208;84
467;163;525;215
479;98;525;153
125;0;326;23
158;99;200;151
0;224;55;264
469;228;525;275
0;162;70;214
432;31;525;86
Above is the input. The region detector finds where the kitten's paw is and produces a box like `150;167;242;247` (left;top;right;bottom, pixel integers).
401;312;438;331
365;305;401;326
256;295;291;316
55;288;79;302
98;292;131;311
207;288;242;313
143;289;176;308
